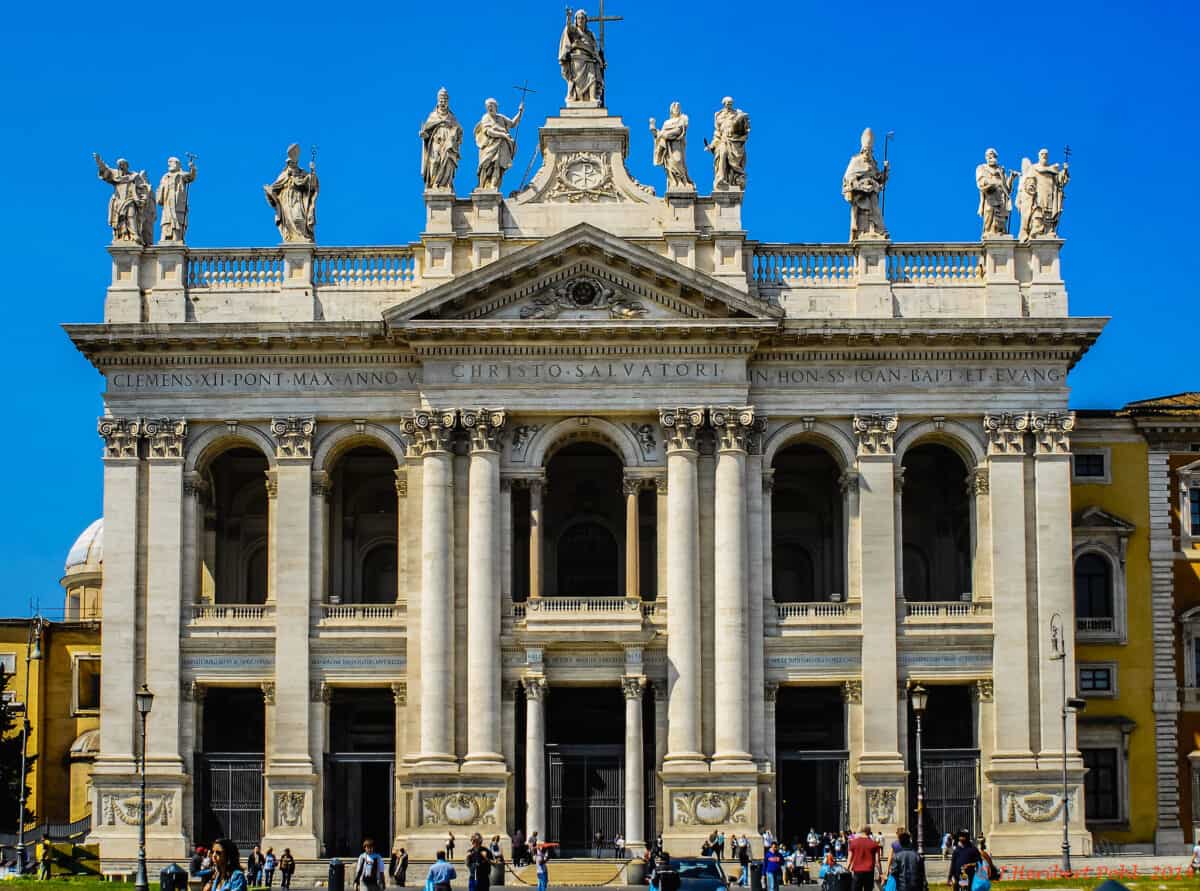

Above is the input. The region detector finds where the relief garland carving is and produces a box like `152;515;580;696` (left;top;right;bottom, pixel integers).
421;791;499;827
1002;789;1076;824
509;424;542;460
520;276;647;320
102;791;175;826
627;423;657;459
671;790;750;826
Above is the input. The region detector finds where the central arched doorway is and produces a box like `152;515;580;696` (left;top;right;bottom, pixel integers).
545;442;624;596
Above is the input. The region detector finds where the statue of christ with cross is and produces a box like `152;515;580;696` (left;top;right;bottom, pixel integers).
559;3;621;104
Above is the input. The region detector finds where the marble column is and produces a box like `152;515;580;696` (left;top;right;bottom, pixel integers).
464;409;506;765
501;478;513;601
181;472;205;609
311;472;331;605
529;478;545;599
96;418;141;765
624;477;641;600
968;468;993;602
660;407;705;764
524;677;547;836
409;410;458;764
893;465;905;599
1032;412;1078;754
143;419;187;764
746;427;766;764
983;413;1034;756
762;471;775;614
623;676;646;848
712;407;753;764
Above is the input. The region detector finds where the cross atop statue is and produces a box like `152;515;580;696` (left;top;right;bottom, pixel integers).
564;0;622;52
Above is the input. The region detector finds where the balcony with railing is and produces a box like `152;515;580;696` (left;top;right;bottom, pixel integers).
772;598;862;634
186;602;276;630
509;595;650;635
1076;615;1116;635
902;598;992;630
317;601;406;631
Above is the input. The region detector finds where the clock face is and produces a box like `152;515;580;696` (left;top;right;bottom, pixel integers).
565;157;603;190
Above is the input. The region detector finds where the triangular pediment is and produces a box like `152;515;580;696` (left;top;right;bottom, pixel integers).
382;223;781;325
1073;505;1136;535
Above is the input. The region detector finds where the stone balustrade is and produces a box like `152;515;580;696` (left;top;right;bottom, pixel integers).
886;244;984;284
312;247;420;289
1076;615;1116;633
188;603;275;623
903;599;992;620
776;600;856;620
186;250;285;289
320;602;405;623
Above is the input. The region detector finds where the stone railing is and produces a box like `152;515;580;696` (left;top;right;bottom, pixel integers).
904;600;991;619
526;596;641;614
886;245;985;283
188;603;275;623
313;247;420;290
186;250;285;289
320;602;405;623
752;245;856;287
776;601;856;620
1076;616;1116;633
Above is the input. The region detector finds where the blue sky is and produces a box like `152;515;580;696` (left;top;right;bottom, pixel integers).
0;0;1194;613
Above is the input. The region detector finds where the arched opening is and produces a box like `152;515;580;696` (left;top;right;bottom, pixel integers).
901;443;972;601
328;446;399;603
1074;553;1114;626
545;442;624;596
206;447;270;604
771;444;844;602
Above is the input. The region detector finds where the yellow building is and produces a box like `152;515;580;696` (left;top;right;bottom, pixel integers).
0;518;103;831
1070;412;1157;850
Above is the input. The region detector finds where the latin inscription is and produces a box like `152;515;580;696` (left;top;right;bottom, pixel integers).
749;363;1066;390
429;360;734;385
108;368;421;394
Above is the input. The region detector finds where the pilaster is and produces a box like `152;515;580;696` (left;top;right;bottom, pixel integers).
147;245;188;322
279;243;316;321
853;238;891;317
422;190;456;280
105;244;145;323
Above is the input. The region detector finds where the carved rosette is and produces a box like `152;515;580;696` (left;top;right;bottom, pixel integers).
144;417;187;460
274;790;306;827
709;406;756;453
98;417;142;460
461;408;507;453
865;788;898;825
403;409;458;455
101;790;175;826
853;414;899;456
621;676;646;700
671;790;751;826
271;416;315;459
659;407;706;453
420;791;500;827
841;680;863;704
983;412;1030;456
1030;411;1075;455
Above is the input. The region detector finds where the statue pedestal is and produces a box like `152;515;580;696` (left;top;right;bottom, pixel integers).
148;245;188;323
106;243;145;323
422;190;457;279
854;236;891;317
279;243;315;322
470;189;503;268
982;235;1021;316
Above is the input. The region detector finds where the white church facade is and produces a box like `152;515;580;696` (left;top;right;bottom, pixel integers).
74;19;1100;867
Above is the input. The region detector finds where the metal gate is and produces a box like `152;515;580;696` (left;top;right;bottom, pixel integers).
547;744;623;854
196;754;264;849
917;749;980;848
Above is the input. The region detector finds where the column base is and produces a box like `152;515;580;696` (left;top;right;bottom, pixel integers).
87;771;190;862
461;755;508;775
983;760;1091;857
396;774;509;859
660;768;759;853
262;771;321;858
711;753;755;771
852;758;907;835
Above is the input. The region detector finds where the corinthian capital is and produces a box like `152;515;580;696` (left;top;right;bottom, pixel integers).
983;412;1030;456
852;413;898;456
460;408;507;453
402;409;458;455
144;417;187;460
98;417;142;460
270;416;315;459
523;676;547;702
659;406;706;453
1030;411;1075;455
709;406;757;453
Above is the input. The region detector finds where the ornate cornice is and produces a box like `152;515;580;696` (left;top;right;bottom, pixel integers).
98;417;141;460
461;408;507;453
852;414;899;456
271;416;315;459
144;417;187;460
659;406;706;453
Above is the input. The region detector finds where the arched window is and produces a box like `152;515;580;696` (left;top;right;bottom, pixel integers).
771;444;844;602
901;443;972;601
328;446;400;604
544;442;625;597
1075;553;1114;623
207;447;270;605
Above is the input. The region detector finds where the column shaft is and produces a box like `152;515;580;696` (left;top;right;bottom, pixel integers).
271;460;314;765
989;455;1032;754
1035;448;1076;753
525;680;547;836
529;480;544;599
467;441;502;763
747;452;766;762
420;448;455;761
623;678;646;847
857;452;899;757
664;432;702;761
714;442;750;762
145;454;184;762
625;480;641;599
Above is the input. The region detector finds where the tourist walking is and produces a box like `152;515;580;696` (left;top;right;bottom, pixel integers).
354;838;387;891
390;848;408;887
715;832;725;862
247;845;265;886
447;833;457;861
279;850;295;890
37;836;51;880
264;849;277;888
763;842;784;891
888;834;924;891
466;834;493;891
534;844;549;891
428;851;457;891
512;830;526;867
212;839;249;891
946;831;980;890
737;835;751;887
614;833;625;859
846;826;880;891
940;834;952;860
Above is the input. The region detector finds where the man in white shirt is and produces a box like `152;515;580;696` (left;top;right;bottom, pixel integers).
354;839;386;891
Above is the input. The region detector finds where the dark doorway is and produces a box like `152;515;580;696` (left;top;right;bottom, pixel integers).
907;685;979;850
197;687;265;849
776;687;847;845
325;689;395;856
772;445;845;602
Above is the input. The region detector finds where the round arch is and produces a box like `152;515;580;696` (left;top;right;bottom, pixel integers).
524;416;644;468
762;420;856;470
894;420;984;470
312;422;408;472
185;423;277;474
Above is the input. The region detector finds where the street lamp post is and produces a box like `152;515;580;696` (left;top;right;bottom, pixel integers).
910;684;928;857
15;616;44;875
134;685;155;891
1049;614;1086;875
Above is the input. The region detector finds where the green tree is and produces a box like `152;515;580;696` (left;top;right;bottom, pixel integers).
0;669;35;833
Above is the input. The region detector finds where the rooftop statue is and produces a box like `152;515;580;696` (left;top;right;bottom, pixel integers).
136;171;156;247
264;143;318;243
706;97;749;189
93;154;151;245
1017;148;1070;241
421;88;463;191
842;128;889;240
475;98;524;191
559;9;604;103
976;148;1017;237
649;102;693;191
156;155;197;243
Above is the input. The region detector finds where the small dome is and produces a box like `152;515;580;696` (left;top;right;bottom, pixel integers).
69;728;100;758
65;518;104;572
